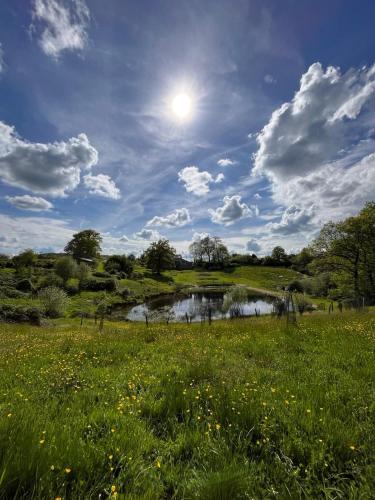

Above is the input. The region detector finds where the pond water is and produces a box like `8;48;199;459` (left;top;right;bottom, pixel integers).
126;289;275;323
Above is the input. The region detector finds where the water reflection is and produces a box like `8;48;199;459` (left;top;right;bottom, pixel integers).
127;290;274;323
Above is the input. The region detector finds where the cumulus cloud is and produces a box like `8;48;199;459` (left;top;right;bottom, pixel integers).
267;205;316;235
178;166;224;196
0;120;98;196
5;195;53;212
32;0;90;58
254;193;262;199
253;62;375;226
209;195;255;225
147;208;191;228
246;239;261;252
217;158;235;167
133;228;160;240
119;235;129;242
83;173;120;199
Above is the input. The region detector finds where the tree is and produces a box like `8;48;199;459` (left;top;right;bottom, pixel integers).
271;246;289;265
64;230;102;260
104;255;134;276
309;203;375;303
189;236;229;267
144;239;176;274
55;256;78;283
13;249;37;270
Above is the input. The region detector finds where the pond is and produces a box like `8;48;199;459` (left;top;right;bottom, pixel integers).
126;289;275;323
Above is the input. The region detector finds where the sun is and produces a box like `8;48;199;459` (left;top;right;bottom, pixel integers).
171;93;192;120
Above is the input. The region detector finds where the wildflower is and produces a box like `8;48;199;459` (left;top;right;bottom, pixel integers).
215;423;221;430
65;468;71;474
50;465;55;471
156;460;161;468
111;485;117;493
111;428;116;433
39;439;45;444
306;409;311;413
349;445;356;451
7;413;12;418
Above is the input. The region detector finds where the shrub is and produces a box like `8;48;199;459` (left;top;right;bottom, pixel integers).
64;278;80;295
16;278;35;293
104;255;134;276
0;304;42;325
0;287;28;299
80;277;118;292
287;280;304;293
93;271;112;278
37;273;64;290
38;287;69;318
55;256;78;282
77;262;91;282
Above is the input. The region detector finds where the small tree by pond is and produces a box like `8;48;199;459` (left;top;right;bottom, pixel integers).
223;287;248;319
38;286;69;318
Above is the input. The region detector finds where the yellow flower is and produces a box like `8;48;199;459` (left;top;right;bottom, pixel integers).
111;485;116;492
349;445;356;451
7;413;12;418
111;428;116;433
65;468;71;474
156;460;161;468
50;465;55;471
306;409;311;413
215;423;221;430
39;439;45;444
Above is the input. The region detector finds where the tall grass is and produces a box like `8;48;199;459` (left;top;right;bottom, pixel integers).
0;312;374;498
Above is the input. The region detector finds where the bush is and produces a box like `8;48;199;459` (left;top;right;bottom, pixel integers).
104;255;134;276
80;277;118;292
55;256;78;282
77;262;91;282
0;287;28;299
93;271;112;278
64;278;80;295
16;278;35;293
287;280;304;293
37;273;64;290
0;304;42;325
38;287;69;318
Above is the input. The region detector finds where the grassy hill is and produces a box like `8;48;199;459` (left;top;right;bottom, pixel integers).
0;312;374;498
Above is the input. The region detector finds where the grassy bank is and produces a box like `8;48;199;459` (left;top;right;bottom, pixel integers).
0;312;374;498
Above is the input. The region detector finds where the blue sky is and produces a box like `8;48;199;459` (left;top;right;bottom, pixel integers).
1;0;375;256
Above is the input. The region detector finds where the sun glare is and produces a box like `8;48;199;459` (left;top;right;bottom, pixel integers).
171;93;192;120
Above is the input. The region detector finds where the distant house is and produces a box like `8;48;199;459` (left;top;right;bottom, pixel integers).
77;257;95;264
175;255;193;270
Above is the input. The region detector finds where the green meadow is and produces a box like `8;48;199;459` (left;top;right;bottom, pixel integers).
0;312;374;499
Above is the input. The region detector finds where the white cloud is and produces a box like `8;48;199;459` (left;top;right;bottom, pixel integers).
133;228;160;241
0;43;5;73
246;239;261;252
0;214;73;254
254;193;262;199
147;208;191;228
178;166;224;196
119;235;129;242
253;62;375;226
267;205;316;235
32;0;90;59
217;158;235;167
83;173;120;199
0;120;98;196
209;195;254;225
5;195;53;212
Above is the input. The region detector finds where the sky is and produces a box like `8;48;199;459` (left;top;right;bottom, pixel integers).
1;0;375;257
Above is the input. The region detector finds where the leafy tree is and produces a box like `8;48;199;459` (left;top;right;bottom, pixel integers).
189;236;229;267
144;239;176;274
271;246;289;265
55;256;78;283
104;255;134;276
291;247;313;274
309;203;375;302
38;286;69;318
13;249;37;270
64;230;102;260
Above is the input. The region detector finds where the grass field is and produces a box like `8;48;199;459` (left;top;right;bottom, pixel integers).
0;312;374;498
